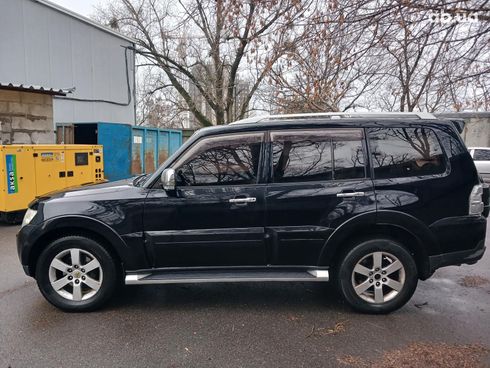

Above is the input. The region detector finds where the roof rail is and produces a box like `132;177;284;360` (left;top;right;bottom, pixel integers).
229;112;437;125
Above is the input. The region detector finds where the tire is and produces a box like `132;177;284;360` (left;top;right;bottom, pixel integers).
35;236;119;312
337;238;418;314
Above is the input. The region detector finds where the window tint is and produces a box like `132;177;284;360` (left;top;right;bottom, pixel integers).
175;133;262;186
368;127;446;179
271;129;365;183
473;149;490;161
333;140;365;180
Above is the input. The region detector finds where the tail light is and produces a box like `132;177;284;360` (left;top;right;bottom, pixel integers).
483;184;489;217
469;184;484;215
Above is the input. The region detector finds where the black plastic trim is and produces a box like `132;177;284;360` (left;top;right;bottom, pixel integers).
428;240;486;272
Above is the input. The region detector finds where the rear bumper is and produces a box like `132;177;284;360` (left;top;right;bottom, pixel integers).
430;215;487;254
427;214;486;275
429;240;486;273
22;264;31;275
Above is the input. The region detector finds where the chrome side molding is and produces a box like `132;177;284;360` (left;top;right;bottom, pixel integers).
307;270;330;279
336;192;365;198
229;197;256;204
125;273;151;284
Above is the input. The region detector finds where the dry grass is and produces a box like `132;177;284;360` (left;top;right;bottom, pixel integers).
459;275;490;288
337;342;489;368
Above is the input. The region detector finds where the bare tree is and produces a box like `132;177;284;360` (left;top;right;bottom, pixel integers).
267;2;389;113
98;0;312;127
358;0;490;112
264;0;489;113
96;0;489;121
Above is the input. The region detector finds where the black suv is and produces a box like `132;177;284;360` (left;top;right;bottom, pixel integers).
18;112;488;313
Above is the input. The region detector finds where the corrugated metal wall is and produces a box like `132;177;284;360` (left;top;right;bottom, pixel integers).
0;0;135;125
98;123;132;181
132;127;183;176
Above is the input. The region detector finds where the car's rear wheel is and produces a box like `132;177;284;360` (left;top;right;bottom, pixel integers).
35;236;118;312
337;238;418;314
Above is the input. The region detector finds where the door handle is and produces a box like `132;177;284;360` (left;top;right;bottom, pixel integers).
229;197;257;204
336;192;365;198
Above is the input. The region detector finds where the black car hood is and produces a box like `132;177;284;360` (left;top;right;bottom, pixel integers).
29;178;136;208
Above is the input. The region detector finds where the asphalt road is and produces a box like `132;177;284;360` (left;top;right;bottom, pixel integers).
1;224;489;368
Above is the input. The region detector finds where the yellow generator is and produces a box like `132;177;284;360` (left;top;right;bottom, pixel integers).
0;145;105;223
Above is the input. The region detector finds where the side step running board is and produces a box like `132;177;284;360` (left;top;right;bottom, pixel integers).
125;269;329;285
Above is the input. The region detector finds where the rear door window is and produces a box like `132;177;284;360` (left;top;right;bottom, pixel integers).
473;149;490;161
270;129;365;183
368;127;446;179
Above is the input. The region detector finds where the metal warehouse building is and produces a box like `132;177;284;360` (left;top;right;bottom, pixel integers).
0;0;136;145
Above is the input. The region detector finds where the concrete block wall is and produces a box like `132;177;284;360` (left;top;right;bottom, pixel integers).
436;112;490;147
462;116;490;147
0;90;55;144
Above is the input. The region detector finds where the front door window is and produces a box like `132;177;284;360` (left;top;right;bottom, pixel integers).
175;133;263;186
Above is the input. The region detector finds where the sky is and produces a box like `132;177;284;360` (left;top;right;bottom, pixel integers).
48;0;107;17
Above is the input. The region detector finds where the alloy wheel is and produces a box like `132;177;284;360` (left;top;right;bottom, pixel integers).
351;251;406;304
48;248;103;301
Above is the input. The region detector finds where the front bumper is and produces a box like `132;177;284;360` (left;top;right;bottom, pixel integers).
16;224;38;277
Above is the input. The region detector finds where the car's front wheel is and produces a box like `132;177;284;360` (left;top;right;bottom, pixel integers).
35;236;118;312
337;238;418;314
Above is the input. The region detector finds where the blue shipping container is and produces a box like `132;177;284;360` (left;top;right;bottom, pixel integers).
98;123;132;181
131;127;182;176
57;122;182;181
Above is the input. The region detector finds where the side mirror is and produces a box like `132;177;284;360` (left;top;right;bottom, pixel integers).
161;168;176;191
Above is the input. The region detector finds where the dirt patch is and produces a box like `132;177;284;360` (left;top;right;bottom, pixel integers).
337;342;489;368
306;321;347;338
337;355;369;367
286;314;302;322
0;281;33;300
459;276;490;288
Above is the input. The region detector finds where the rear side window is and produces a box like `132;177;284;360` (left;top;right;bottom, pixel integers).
368;127;446;179
271;129;365;183
473;149;490;161
175;133;263;186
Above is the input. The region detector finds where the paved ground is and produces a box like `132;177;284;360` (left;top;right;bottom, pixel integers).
1;224;489;368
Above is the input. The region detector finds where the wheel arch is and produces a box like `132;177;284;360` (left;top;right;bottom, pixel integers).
27;216;128;277
319;210;440;280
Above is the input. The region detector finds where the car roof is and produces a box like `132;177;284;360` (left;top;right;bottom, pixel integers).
143;115;462;188
194;118;459;140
